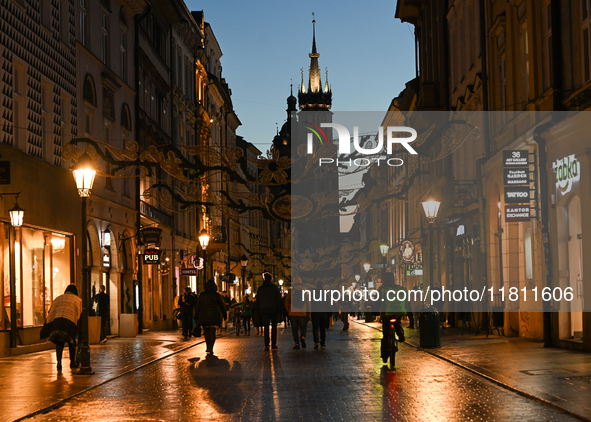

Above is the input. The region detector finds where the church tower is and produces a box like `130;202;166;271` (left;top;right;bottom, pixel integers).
298;19;332;111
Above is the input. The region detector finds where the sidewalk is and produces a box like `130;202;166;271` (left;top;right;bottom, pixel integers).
358;319;591;421
0;329;206;422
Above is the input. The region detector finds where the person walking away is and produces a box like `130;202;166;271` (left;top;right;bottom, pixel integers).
241;295;254;335
256;272;282;351
282;293;291;327
311;280;327;349
195;279;227;355
40;284;82;370
221;291;231;330
284;276;309;349
408;285;422;329
252;297;261;335
179;286;197;340
378;273;408;363
93;285;109;344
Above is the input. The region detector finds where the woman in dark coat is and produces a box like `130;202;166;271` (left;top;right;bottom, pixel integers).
41;284;82;370
252;297;261;335
241;295;254;335
195;279;227;354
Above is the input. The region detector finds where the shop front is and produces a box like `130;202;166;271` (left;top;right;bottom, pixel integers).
0;224;75;354
546;113;591;351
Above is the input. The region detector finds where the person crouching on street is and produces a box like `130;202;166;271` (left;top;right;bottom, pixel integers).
41;284;82;371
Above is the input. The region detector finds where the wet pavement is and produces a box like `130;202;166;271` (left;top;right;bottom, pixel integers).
2;321;585;421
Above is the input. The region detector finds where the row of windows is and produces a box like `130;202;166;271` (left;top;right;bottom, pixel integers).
80;0;129;84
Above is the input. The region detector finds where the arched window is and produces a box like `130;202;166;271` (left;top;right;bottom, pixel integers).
83;74;97;106
121;103;131;131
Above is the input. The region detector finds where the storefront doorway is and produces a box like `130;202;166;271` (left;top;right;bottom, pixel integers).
558;195;584;340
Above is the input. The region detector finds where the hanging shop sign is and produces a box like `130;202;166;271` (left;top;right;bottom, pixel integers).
503;168;529;185
180;268;198;276
504;186;530;204
503;150;529;167
505;205;531;222
406;263;423;276
552;154;580;195
143;248;161;265
191;256;205;270
141;228;162;246
399;240;416;263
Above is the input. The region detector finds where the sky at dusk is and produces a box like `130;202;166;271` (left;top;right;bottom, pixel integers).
185;0;417;153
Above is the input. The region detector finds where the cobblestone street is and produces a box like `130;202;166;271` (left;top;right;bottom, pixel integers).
8;321;581;421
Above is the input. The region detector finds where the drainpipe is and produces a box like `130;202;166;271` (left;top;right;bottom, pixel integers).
533;118;559;348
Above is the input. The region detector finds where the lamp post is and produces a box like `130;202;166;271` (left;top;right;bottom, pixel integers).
278;278;284;294
422;200;441;289
240;254;248;300
380;243;389;278
6;194;24;348
199;229;210;290
72;152;96;375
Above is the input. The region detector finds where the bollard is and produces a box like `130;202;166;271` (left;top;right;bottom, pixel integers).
419;305;441;348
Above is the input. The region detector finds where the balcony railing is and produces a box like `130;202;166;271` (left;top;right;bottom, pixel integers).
442;180;477;208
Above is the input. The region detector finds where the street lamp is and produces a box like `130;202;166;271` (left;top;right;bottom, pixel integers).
363;263;370;273
421;199;440;288
199;229;210;250
198;229;210;288
9;201;24;227
355;274;360;283
278;278;284;294
422;200;441;223
72;152;96;375
240;254;248;300
380;243;389;277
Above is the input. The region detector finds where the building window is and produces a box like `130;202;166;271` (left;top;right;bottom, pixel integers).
121;104;131;131
104;124;113;190
120;30;127;82
520;25;530;104
499;53;506;111
80;0;89;48
83;74;97;106
120;10;128;83
544;2;553;89
84;110;93;135
101;10;110;66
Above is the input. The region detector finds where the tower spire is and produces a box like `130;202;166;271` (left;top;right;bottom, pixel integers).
298;15;332;111
308;17;321;93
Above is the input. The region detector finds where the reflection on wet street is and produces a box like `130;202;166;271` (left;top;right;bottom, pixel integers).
25;323;580;421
